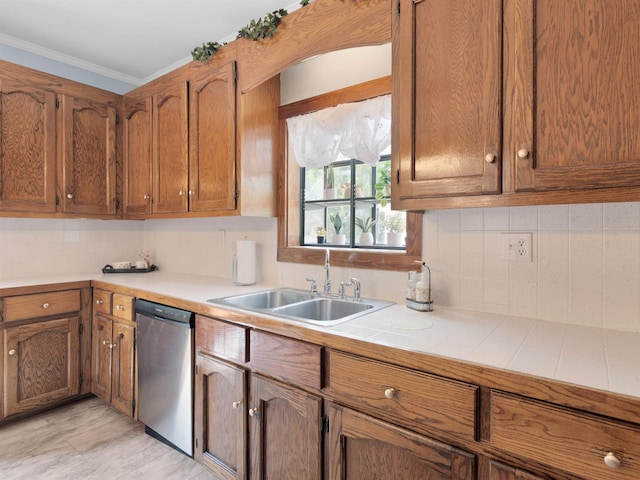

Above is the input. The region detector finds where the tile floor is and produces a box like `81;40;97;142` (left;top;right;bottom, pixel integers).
0;397;219;480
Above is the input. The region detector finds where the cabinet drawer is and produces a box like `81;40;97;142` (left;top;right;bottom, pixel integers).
492;392;640;480
250;330;323;390
93;289;113;315
196;315;248;364
327;350;478;441
111;294;134;322
3;290;81;323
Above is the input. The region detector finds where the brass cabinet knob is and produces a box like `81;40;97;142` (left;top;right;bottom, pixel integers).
248;407;259;417
188;190;194;196
178;190;185;196
143;194;150;199
517;148;530;159
96;299;104;305
8;349;16;356
604;452;621;469
232;400;243;409
384;387;396;399
67;193;73;199
42;303;50;309
485;153;496;163
116;305;124;311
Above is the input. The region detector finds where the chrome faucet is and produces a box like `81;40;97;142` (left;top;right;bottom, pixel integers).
323;249;332;295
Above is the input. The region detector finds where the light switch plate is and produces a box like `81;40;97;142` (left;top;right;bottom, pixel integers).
501;232;532;262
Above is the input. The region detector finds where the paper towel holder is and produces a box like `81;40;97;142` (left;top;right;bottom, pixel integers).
233;238;257;286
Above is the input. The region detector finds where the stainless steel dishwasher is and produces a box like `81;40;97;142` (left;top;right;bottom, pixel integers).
135;299;194;457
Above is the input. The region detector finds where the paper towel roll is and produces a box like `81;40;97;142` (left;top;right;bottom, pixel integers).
235;240;256;285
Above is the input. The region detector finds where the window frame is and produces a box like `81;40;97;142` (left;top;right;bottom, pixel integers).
277;76;422;271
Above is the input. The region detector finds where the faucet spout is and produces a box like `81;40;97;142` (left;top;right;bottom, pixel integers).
323;249;331;295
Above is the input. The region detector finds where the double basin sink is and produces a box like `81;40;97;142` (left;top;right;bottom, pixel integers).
208;288;393;326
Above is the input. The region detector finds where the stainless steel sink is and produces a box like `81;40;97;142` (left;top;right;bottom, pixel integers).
207;288;392;326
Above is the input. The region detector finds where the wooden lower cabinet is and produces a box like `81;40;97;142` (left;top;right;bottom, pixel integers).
194;353;247;480
248;373;322;480
328;402;476;480
3;316;81;417
487;461;543;480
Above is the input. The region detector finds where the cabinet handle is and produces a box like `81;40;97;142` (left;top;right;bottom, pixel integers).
96;299;104;305
42;303;50;309
484;153;496;164
384;387;396;399
116;305;124;311
248;407;259;417
188;190;194;196
517;148;530;159
143;194;150;200
67;193;73;199
604;452;622;469
179;190;185;196
103;340;109;345
232;400;243;409
8;349;16;356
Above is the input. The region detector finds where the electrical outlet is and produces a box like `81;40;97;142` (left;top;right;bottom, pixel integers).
501;233;532;262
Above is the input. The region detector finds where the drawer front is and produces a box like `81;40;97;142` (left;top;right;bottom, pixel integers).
196;315;248;364
3;290;81;323
327;350;478;441
93;289;113;315
492;392;640;480
250;330;323;390
111;294;134;322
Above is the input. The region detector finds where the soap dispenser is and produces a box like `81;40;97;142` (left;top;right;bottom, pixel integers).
406;261;433;312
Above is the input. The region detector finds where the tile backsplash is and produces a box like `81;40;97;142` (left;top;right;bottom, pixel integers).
2;201;640;332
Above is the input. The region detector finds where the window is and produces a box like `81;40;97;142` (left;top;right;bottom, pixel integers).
277;76;422;271
301;154;407;250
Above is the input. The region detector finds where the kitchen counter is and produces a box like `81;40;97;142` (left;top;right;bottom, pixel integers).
3;270;640;419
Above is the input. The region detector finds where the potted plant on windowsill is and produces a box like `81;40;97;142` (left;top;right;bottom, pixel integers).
315;227;326;244
355;216;376;245
324;164;336;200
375;164;391;207
329;212;345;245
383;212;406;246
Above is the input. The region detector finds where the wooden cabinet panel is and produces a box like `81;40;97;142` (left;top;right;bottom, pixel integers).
110;321;134;416
3;290;81;323
194;354;247;480
248;374;322;480
250;330;323;390
123;96;153;216
91;313;112;402
506;0;640;194
93;289;113;316
392;0;502;205
189;62;237;213
111;293;134;322
196;315;248;364
3;316;80;417
488;461;544;480
491;391;640;480
0;84;56;213
60;94;116;215
328;403;476;480
153;82;189;214
327;350;477;442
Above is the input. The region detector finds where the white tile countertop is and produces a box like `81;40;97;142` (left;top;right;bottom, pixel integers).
2;271;640;400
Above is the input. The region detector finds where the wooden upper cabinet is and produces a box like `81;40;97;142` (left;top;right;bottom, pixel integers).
60;94;116;215
392;0;502;206
505;0;640;194
123;96;153;216
0;84;57;213
189;62;237;213
153;82;189;214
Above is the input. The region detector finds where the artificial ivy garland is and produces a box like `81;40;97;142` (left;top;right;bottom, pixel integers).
192;0;311;63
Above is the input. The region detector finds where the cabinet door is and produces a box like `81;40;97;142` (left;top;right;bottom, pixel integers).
153;82;188;214
328;403;476;480
4;316;81;417
392;0;502;205
60;94;116;215
488;461;543;480
506;0;640;193
123;96;153;216
194;354;247;480
110;321;134;417
249;374;322;480
91;313;113;402
0;84;56;213
189;62;237;213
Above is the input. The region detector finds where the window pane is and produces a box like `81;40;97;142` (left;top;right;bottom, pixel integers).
305;166;324;201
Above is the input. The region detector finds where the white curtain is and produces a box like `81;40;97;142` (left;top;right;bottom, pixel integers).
286;94;391;168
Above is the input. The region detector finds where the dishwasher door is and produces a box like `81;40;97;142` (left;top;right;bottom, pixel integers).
136;310;193;457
